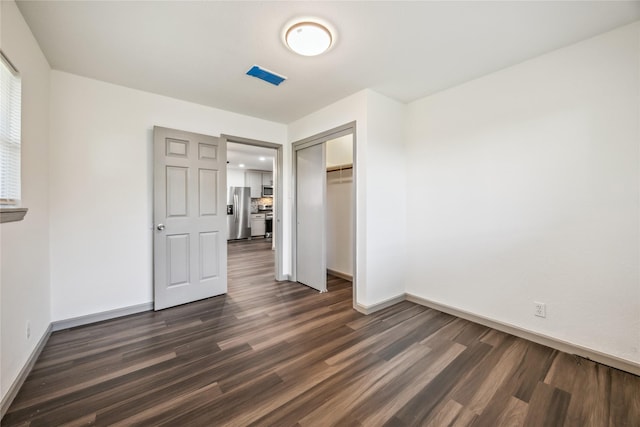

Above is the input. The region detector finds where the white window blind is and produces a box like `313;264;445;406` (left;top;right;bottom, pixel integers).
0;51;21;204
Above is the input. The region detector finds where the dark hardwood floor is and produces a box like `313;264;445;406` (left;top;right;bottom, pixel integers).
3;238;639;426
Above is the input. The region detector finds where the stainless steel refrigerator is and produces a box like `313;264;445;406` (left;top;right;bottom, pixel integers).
227;187;251;240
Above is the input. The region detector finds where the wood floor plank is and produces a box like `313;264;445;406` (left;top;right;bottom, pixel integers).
91;345;253;425
544;351;580;392
297;341;463;426
493;396;529;427
375;310;454;361
458;338;528;416
325;308;446;367
9;352;177;413
449;335;518;408
219;361;344;426
155;373;284;426
296;344;430;426
390;341;493;426
510;342;558;403
107;381;222;427
609;367;640;427
59;412;97;427
451;406;480;427
247;353;386;426
563;359;612;427
425;399;463;427
3;238;639;427
522;382;571;427
344;342;468;426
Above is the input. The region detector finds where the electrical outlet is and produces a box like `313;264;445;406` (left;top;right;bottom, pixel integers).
534;302;546;318
26;321;31;339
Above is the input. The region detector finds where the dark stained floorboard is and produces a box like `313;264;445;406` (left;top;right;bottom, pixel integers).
3;238;640;426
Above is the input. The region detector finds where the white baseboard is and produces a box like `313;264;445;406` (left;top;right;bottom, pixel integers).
51;302;153;331
1;324;52;419
355;294;406;315
405;293;640;377
327;269;353;282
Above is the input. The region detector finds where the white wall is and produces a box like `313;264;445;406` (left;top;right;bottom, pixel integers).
0;0;51;401
49;71;286;321
327;168;353;277
326;135;353;168
227;168;245;189
289;90;406;307
406;22;640;364
227;168;245;203
365;91;407;304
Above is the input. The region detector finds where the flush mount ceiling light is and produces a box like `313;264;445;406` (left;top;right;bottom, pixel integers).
284;20;334;56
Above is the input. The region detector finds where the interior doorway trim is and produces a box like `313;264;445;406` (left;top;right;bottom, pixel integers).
291;121;357;307
220;134;285;281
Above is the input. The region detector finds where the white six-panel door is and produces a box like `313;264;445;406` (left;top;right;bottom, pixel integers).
153;126;227;310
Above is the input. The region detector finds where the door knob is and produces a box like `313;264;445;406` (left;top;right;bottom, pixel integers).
156;223;165;231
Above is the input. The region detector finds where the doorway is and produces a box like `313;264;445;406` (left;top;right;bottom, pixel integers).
292;122;356;305
325;135;354;282
222;135;284;281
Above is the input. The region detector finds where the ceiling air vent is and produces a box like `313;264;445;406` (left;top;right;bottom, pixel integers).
246;65;287;86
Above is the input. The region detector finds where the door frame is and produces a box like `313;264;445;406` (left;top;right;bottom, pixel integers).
220;134;285;281
291;122;357;305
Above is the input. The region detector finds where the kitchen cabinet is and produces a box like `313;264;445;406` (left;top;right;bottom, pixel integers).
246;170;273;197
262;172;273;186
245;171;262;198
251;213;266;237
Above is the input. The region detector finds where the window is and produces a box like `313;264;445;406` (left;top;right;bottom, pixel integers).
0;51;26;223
1;50;21;205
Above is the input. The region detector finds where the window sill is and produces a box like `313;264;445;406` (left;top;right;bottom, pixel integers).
0;207;28;223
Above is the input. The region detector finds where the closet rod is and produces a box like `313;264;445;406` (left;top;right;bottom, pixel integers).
326;164;353;172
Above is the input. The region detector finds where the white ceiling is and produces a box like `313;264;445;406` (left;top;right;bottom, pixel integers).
227;142;275;172
16;1;640;123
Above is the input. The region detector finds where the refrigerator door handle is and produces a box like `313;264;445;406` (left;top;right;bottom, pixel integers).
234;194;238;221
